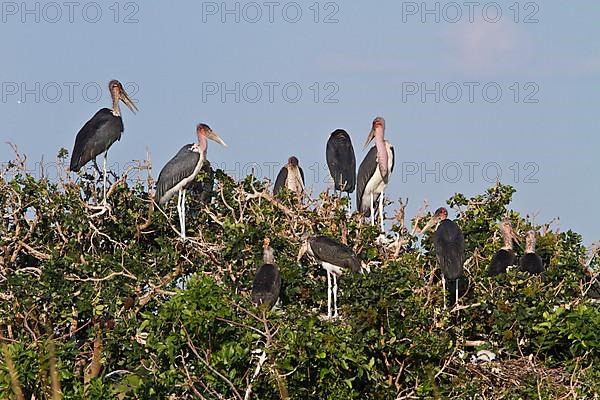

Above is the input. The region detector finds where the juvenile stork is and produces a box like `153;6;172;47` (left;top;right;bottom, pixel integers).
520;230;545;274
356;117;394;232
273;156;305;197
422;207;465;307
251;238;282;310
326;129;356;195
155;123;226;240
70;80;138;203
488;219;519;276
297;235;364;319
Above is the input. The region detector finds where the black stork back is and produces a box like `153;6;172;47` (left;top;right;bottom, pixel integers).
488;249;516;276
520;253;544;275
70;108;124;172
252;264;282;309
326;129;356;193
309;236;361;273
433;219;465;280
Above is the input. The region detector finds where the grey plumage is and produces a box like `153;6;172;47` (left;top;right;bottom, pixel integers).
155;144;201;205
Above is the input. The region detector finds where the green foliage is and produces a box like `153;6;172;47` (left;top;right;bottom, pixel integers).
0;159;598;399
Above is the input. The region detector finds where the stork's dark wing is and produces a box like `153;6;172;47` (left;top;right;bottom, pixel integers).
356;146;378;215
390;145;395;174
70;108;123;172
433;220;465;280
273;166;288;195
155;144;201;205
299;167;305;186
520;253;545;274
310;236;361;273
252;263;282;309
326;132;356;193
488;249;515;276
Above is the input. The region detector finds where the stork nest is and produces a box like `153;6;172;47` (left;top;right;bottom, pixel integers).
463;356;590;398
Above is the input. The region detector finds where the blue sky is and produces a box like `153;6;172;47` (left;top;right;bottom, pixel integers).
1;1;598;243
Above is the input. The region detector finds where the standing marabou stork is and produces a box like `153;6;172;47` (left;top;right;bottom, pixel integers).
273;156;305;197
251;238;282;310
326;129;356;195
488;219;519;276
69;80;138;203
422;207;465;308
297;235;364;319
356;117;394;232
520;230;545;274
155;123;226;240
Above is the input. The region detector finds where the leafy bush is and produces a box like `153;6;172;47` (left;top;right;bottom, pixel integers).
0;152;598;399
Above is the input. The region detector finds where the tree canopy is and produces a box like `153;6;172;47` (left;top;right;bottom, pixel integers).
1;150;599;399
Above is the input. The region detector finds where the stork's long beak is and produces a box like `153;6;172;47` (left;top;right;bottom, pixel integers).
363;128;376;149
120;89;139;114
421;218;437;235
206;130;228;147
297;241;308;263
509;226;521;245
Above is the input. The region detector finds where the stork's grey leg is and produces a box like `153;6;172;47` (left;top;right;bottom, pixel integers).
370;193;375;225
326;271;332;319
332;274;338;318
379;192;385;232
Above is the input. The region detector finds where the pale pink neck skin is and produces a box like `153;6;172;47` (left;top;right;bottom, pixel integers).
197;129;208;158
525;231;536;253
500;222;513;250
111;88;121;117
373;123;388;178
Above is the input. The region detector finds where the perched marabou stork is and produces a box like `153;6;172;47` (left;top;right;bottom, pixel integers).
155;123;226;240
70;80;138;203
520;230;544;274
423;207;465;307
488;219;519;276
356;117;394;232
252;238;282;310
273;156;305;197
326;129;356;195
297;235;364;319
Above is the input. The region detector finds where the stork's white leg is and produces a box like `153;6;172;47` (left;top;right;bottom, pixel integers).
326;271;332;319
455;280;459;307
442;275;447;310
177;190;185;239
102;153;108;203
182;189;187;240
332;274;338;318
370;193;375;225
379;192;385;232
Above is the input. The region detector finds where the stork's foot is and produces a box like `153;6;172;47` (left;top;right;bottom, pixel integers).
319;314;339;322
88;200;112;218
376;233;396;246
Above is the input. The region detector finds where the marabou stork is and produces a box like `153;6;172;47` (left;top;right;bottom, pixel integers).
251;238;282;310
326;129;356;195
297;235;364;319
69;80;138;203
356;117;394;232
520;230;544;274
422;207;465;307
155;123;226;240
273;156;305;197
488;219;519;276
